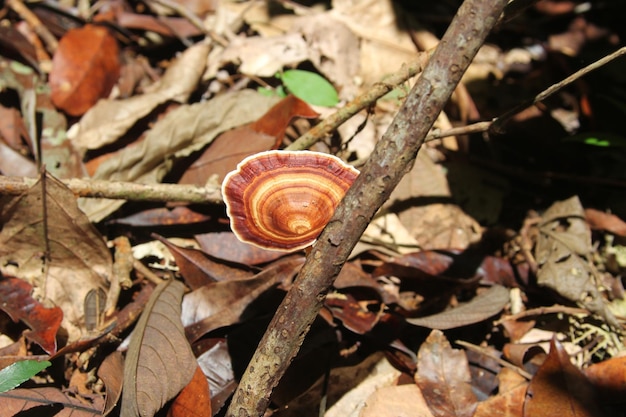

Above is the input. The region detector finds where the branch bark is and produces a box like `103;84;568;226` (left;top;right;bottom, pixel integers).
224;0;509;416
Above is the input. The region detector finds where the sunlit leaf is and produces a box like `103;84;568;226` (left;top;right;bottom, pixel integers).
278;70;339;107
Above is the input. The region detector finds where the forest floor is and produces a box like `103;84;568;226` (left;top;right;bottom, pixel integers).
1;0;626;416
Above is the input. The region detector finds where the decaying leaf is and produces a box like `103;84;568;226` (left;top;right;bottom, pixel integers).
69;42;210;151
178;94;317;186
0;386;105;415
167;365;212;417
523;338;603;417
407;285;509;330
153;233;254;289
535;196;616;326
98;351;124;416
416;330;478;417
473;368;527;417
122;280;196;417
361;384;434;417
182;257;304;342
0;276;63;355
79;90;279;222
0;171;111;341
49;24;120;116
218;33;308;77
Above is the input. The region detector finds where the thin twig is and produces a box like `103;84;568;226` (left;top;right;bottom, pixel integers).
490;45;626;134
6;0;58;54
225;0;509;415
286;53;431;151
0;175;222;204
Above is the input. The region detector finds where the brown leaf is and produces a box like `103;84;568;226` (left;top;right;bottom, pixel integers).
585;208;626;237
535;196;615;325
0;171;112;340
324;292;382;334
111;207;212;227
361;384;435;417
70;42;210;151
0;104;31;150
196;232;287;265
178;95;318;186
79;90;277;222
474;368;527;417
194;339;236;414
182;257;304;342
406;285;509;330
167;365;212;417
416;330;477;417
523;338;604;417
98;351;124;416
122;280;197;417
249;95;318;141
0;387;105;416
584;356;626;403
0;276;63;355
50;24;120;116
153;233;254;290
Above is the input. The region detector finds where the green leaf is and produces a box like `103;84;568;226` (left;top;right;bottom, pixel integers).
257;85;287;98
279;70;339;107
563;132;626;148
0;360;51;393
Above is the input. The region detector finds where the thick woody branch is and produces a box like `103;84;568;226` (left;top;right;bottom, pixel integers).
225;0;510;416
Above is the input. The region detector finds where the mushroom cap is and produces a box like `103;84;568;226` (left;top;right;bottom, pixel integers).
222;150;359;252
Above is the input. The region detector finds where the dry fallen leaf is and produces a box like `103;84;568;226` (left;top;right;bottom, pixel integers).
406;285;509;330
0;276;63;355
167;365;212;417
98;351;124;416
416;330;478;417
49;24;120;116
69;42;210;151
0;171;111;341
523;338;603;417
1;386;105;415
79;90;278;222
535;196;616;326
361;384;435;417
122;280;197;417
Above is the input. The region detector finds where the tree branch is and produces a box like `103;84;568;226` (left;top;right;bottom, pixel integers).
224;0;510;416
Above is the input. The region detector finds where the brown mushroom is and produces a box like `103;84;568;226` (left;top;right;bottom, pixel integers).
221;150;359;252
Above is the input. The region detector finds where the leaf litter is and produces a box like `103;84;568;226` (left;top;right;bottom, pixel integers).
0;1;625;417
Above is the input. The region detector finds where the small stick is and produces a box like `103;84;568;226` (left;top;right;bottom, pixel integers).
6;0;58;54
0;175;222;204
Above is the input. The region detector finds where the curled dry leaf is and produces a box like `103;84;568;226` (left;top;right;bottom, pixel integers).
0;276;63;355
152;233;248;290
98;351;124;416
50;24;120;116
122;280;196;417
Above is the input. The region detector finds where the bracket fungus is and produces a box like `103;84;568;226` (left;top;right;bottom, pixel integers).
222;150;359;252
